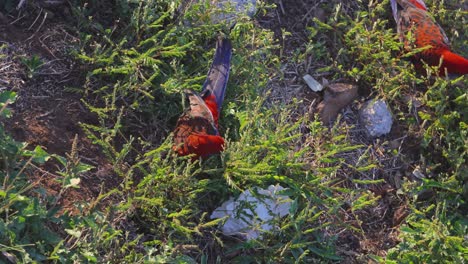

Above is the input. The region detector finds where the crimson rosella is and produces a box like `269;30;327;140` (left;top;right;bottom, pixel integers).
173;38;232;158
390;0;468;75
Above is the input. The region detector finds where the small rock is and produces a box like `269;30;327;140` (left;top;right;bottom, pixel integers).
317;83;358;125
303;74;323;92
360;99;392;137
210;185;291;240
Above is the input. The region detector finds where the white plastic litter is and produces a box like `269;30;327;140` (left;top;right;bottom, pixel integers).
210;185;291;240
303;74;324;92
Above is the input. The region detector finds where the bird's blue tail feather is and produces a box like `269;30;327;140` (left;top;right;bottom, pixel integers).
390;0;399;23
202;38;232;111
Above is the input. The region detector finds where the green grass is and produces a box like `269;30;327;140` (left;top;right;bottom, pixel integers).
306;0;467;262
0;0;466;262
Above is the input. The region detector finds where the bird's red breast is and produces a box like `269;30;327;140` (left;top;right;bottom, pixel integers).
173;113;224;158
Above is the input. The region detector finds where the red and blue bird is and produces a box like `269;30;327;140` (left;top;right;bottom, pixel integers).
390;0;468;75
173;38;232;159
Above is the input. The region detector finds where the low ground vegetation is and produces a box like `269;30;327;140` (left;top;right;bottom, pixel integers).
0;0;466;262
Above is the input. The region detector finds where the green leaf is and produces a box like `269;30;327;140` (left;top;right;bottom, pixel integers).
52;154;68;167
32;146;50;164
0;91;16;104
75;162;94;174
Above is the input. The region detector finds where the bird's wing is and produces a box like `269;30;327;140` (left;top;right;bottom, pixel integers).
393;2;450;51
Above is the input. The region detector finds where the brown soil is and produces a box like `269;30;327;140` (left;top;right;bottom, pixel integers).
0;9;119;214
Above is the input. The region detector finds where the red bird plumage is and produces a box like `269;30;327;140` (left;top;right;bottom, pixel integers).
390;0;468;75
173;38;232;158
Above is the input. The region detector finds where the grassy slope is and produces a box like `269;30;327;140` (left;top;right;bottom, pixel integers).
0;0;466;263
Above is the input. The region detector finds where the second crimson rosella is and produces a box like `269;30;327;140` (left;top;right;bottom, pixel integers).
390;0;468;75
173;38;232;159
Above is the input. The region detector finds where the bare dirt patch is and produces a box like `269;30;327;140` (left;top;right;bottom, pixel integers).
0;11;119;214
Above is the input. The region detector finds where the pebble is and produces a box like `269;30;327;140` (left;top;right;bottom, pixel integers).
360;99;393;137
